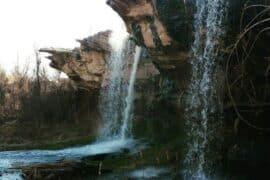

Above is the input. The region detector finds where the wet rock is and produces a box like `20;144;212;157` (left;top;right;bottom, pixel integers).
82;149;130;162
82;153;114;161
21;160;112;180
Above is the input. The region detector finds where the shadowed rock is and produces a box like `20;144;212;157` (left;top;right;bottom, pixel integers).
21;160;112;180
107;0;192;89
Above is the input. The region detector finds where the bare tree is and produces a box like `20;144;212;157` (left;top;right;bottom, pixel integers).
0;66;8;117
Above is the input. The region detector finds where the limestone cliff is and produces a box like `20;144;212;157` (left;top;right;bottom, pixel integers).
40;31;111;90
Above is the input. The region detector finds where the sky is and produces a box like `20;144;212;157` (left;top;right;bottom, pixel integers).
0;0;125;76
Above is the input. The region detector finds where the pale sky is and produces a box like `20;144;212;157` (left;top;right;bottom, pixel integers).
0;0;125;75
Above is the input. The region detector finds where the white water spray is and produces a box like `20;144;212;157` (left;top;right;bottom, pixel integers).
0;8;144;179
184;0;227;179
120;46;142;140
99;23;142;142
99;27;128;140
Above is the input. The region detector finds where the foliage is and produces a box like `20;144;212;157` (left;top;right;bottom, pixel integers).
0;52;99;147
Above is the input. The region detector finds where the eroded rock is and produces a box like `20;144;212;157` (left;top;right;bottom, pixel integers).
40;31;112;91
107;0;194;89
107;0;192;89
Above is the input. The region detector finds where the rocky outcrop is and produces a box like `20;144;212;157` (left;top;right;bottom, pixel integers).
107;0;193;89
40;31;112;90
107;0;193;70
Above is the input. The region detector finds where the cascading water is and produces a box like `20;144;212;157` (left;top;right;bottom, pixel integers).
120;46;142;140
0;30;143;180
99;27;141;141
99;28;129;140
0;4;144;179
183;0;227;179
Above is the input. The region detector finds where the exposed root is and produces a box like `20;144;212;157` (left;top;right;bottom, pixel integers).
226;3;270;131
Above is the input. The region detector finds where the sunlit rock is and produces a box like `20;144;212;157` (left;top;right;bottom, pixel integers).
40;31;111;90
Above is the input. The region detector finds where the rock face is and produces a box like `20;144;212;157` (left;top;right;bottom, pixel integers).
107;0;193;89
40;31;112;90
107;0;270;177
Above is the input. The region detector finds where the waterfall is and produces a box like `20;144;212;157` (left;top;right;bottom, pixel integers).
99;29;128;140
183;0;227;179
120;46;142;140
99;26;141;141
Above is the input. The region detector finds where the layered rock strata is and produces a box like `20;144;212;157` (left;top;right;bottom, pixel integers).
107;0;193;89
40;31;111;90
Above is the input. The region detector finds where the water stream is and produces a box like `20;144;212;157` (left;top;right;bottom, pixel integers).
98;29;129;140
0;0;230;178
0;139;135;179
0;27;142;179
120;46;142;140
183;0;227;179
99;35;141;141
